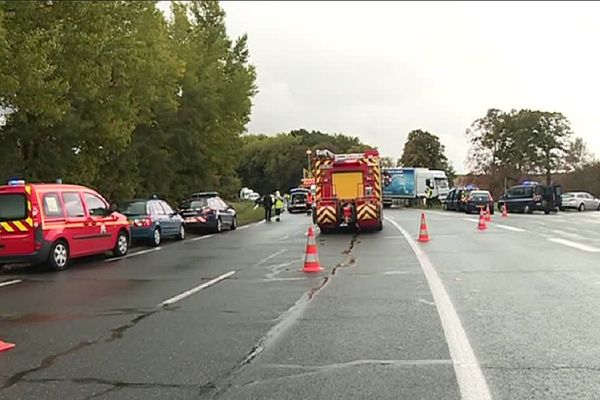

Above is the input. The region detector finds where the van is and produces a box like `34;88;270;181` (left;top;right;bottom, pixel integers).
498;182;562;214
0;180;130;270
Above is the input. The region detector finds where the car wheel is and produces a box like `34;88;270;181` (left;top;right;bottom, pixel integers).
230;217;237;230
524;205;532;214
48;240;69;271
578;203;585;212
215;218;222;233
113;231;129;257
151;227;161;246
177;224;185;240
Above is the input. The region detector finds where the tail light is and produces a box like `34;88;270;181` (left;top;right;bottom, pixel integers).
202;207;215;216
31;205;41;228
134;217;152;227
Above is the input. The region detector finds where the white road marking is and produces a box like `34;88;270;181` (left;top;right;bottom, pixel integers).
0;279;21;288
463;218;480;223
418;298;435;306
385;217;492;400
384;235;405;239
106;247;162;262
188;234;215;242
495;224;526;232
238;220;266;230
257;249;287;267
550;229;587;240
159;270;236;307
548;238;600;253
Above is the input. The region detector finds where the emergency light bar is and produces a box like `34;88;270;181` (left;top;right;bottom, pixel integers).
7;179;25;186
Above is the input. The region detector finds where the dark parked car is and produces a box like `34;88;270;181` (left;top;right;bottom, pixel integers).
289;188;310;213
118;197;185;246
444;185;478;212
178;192;237;233
464;190;494;214
498;182;562;214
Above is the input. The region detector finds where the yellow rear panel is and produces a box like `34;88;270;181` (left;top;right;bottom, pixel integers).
332;172;363;199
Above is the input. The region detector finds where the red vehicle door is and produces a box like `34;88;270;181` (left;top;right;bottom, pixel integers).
61;191;93;257
0;188;35;257
82;192;114;252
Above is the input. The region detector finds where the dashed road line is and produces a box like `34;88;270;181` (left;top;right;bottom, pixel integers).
548;238;600;253
495;224;526;232
106;247;162;262
257;249;288;267
188;234;215;242
0;279;22;288
159;270;237;307
237;220;266;230
386;217;492;400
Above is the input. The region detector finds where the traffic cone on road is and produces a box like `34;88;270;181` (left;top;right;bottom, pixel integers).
501;204;508;218
485;205;492;222
303;226;323;273
0;339;15;353
417;212;431;243
477;209;487;231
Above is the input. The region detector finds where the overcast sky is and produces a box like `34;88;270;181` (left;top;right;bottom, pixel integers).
162;1;600;173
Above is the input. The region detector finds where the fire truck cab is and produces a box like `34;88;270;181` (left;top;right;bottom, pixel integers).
313;149;383;232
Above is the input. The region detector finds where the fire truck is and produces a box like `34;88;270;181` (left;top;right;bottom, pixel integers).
312;149;383;232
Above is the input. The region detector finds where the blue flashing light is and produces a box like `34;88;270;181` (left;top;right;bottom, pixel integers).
521;181;539;186
7;179;25;186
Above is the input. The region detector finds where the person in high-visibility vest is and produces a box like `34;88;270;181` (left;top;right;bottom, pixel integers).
425;185;433;208
274;191;284;221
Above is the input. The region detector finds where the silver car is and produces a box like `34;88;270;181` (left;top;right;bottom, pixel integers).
561;192;600;211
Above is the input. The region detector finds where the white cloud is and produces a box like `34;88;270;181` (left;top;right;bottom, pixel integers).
163;1;600;173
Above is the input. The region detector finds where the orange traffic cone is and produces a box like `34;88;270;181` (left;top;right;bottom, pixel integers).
485;205;492;222
477;209;487;231
417;212;430;242
501;203;508;218
303;226;323;273
0;340;15;352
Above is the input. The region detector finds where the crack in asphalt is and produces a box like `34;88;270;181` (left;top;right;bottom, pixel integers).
205;233;360;399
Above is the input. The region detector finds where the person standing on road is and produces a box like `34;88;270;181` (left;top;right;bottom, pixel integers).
274;191;284;222
263;193;273;222
425;184;433;208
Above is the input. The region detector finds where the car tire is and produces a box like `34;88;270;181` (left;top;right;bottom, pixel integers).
524;205;532;214
113;230;129;257
48;240;69;271
376;218;383;231
151;227;161;246
215;218;222;233
177;224;185;240
230;217;237;230
578;203;585;212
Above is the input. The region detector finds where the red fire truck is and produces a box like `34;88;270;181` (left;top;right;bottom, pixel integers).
312;149;383;232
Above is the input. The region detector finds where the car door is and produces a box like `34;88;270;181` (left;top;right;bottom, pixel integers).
215;197;232;226
61;192;92;257
149;201;170;235
82;192;114;252
584;193;595;209
160;201;179;235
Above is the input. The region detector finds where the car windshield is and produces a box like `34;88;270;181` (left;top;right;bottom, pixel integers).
118;201;147;215
562;193;575;198
435;178;449;189
180;199;208;209
471;193;490;200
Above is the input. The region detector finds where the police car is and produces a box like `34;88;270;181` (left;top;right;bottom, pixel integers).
497;181;562;214
0;180;130;270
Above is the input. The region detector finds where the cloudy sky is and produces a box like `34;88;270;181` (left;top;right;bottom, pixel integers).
163;1;600;173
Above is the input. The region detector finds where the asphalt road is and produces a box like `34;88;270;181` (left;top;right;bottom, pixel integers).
0;208;599;399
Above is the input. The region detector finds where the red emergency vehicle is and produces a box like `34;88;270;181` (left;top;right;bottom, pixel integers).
313;149;383;232
0;180;130;270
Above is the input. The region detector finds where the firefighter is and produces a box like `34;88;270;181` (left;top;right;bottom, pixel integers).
425;184;434;208
274;191;284;221
263;193;273;222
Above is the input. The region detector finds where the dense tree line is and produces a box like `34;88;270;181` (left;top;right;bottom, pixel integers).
396;129;456;183
236;129;371;195
0;1;256;203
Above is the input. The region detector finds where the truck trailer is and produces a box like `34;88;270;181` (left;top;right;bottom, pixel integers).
313;149;383;232
382;167;449;207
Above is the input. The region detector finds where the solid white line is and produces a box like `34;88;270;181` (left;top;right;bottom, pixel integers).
188;234;215;242
0;279;21;288
238;220;266;230
385;217;492;400
548;238;600;253
106;247;162;262
495;224;526;232
463;218;480;223
159;270;236;307
257;249;287;266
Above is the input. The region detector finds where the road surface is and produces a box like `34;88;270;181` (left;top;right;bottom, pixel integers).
1;208;600;399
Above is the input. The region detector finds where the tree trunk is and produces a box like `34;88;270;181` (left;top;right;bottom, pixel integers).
546;170;552;185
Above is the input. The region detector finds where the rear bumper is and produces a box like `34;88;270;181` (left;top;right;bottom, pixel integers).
130;227;155;240
0;241;52;266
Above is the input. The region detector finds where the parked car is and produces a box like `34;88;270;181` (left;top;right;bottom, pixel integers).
178;192;237;233
464;190;494;214
118;197;185;246
560;192;600;211
0;180;130;271
289;188;310;213
498;182;562;214
444;185;478;212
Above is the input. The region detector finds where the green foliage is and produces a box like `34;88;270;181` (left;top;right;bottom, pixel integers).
466;109;574;184
397;129;455;183
0;1;256;205
236;129;372;195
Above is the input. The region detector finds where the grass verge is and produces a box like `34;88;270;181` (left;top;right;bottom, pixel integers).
230;201;264;226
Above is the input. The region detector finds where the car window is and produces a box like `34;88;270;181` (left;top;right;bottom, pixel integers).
84;193;108;217
62;192;85;218
153;201;166;215
119;201;147;216
161;201;174;214
216;197;228;209
524;187;533;197
42;193;64;218
0;194;27;222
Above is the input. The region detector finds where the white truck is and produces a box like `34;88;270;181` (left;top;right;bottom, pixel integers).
382;167;449;207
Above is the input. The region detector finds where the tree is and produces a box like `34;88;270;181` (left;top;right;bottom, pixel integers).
563;137;594;172
380;156;395;168
398;129;454;181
